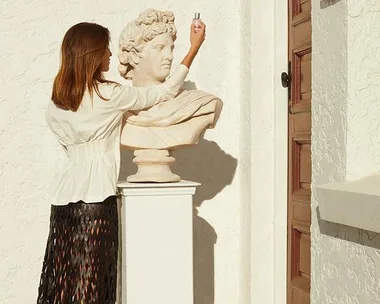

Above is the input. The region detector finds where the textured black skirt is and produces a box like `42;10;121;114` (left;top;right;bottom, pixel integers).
37;196;118;304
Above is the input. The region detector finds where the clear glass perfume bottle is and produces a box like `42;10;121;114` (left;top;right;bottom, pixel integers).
192;13;202;33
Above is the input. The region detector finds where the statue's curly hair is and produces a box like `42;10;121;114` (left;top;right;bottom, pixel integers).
118;9;177;80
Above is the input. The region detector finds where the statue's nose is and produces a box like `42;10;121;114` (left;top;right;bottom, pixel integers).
167;51;174;61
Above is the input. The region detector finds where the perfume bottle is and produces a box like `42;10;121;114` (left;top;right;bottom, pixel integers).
192;13;202;33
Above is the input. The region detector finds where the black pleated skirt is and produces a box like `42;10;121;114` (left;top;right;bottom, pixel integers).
37;196;118;304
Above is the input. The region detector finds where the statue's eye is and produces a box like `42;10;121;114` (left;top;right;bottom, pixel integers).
156;45;164;50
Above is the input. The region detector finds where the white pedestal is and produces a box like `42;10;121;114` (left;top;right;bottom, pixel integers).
117;180;200;304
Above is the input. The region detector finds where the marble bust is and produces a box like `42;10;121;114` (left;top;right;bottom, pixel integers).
119;9;223;182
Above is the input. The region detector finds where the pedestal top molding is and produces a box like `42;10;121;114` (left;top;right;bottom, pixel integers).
117;180;201;196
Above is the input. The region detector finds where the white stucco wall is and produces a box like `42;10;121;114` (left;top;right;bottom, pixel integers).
346;0;380;177
312;0;380;302
0;1;248;303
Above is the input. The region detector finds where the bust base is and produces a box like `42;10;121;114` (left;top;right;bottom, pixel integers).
127;149;180;183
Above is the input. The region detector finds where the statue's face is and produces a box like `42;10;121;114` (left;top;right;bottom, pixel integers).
135;32;174;82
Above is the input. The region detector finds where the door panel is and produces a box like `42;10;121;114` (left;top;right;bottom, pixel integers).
287;0;312;303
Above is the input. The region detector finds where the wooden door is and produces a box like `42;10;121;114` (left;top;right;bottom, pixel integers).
287;0;312;303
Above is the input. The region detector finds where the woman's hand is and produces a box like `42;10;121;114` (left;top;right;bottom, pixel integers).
181;21;206;69
190;21;206;52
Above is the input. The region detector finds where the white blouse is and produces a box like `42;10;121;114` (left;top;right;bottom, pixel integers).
46;64;189;206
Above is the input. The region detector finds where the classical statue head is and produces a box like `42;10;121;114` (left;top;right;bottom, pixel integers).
118;9;224;183
118;9;177;84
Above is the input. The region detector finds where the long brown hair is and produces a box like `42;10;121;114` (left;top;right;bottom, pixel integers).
52;22;114;111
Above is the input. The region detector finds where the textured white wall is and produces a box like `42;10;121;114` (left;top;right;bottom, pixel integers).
312;0;380;303
0;0;247;303
346;0;380;178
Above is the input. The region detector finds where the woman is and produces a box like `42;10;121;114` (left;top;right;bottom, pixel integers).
37;20;206;303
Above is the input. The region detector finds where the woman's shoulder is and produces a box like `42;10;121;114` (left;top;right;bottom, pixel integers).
96;81;123;100
97;80;120;91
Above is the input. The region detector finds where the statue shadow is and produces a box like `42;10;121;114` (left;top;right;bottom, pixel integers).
183;80;197;91
172;139;237;304
119;139;237;304
320;0;342;9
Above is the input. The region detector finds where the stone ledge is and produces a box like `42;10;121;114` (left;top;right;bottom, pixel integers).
317;174;380;233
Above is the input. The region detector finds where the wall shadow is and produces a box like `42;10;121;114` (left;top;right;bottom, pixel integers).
119;149;135;181
172;140;237;304
320;0;342;9
119;139;237;304
183;80;197;91
192;214;218;304
317;206;380;250
172;140;237;209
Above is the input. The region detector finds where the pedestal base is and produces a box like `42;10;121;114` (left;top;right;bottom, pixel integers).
117;180;200;304
127;149;180;183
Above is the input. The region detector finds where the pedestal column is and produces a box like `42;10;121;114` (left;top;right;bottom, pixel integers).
117;180;200;304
